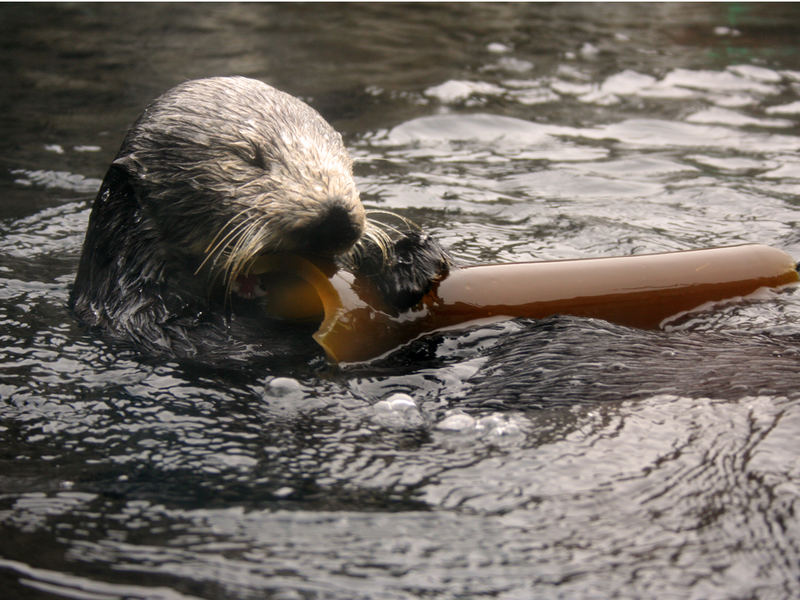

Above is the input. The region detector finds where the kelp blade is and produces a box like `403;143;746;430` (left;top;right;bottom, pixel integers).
314;244;799;363
251;245;798;364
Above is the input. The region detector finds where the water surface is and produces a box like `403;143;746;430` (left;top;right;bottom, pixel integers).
2;4;800;599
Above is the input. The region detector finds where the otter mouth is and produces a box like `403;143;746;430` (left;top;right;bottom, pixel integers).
231;252;407;364
231;254;336;324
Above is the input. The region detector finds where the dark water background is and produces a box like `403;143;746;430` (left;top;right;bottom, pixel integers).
3;3;800;598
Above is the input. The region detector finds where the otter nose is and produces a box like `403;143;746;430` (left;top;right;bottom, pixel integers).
297;199;365;256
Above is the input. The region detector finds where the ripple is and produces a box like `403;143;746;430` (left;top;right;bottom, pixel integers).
766;100;800;115
3;4;800;598
662;67;782;95
0;557;197;600
686;106;794;128
0;201;88;258
423;80;506;104
581;119;800;152
10;169;101;194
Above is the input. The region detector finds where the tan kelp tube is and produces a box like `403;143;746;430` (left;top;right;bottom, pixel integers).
252;244;799;364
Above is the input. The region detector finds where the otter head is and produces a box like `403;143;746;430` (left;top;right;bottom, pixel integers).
112;76;366;292
71;77;450;360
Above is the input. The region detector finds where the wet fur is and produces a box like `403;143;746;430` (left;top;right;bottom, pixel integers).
70;77;450;366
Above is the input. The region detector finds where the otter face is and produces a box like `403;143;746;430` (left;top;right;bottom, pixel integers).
114;76;366;291
71;76;450;362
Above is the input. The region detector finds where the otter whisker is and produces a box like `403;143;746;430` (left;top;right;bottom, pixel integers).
206;205;265;256
339;221;393;270
222;223;257;281
196;226;241;277
196;208;261;277
366;218;405;239
202;211;244;255
364;221;395;248
364;209;420;230
221;219;272;296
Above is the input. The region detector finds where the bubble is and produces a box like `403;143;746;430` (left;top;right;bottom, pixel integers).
487;42;511;53
267;377;303;398
436;410;476;432
373;393;425;430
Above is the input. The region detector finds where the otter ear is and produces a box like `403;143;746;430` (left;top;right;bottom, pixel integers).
112;153;145;177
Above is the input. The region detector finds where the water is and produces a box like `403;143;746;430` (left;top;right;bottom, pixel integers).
2;3;800;598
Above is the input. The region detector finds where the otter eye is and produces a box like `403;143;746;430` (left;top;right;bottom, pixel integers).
250;145;269;170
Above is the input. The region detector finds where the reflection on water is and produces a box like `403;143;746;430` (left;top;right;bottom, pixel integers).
2;3;800;599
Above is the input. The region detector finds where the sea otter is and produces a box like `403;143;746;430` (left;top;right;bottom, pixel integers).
70;76;450;366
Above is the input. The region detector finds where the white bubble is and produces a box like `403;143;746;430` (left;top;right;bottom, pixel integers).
374;393;425;430
487;42;511;54
267;377;303;398
436;411;476;432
